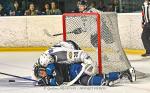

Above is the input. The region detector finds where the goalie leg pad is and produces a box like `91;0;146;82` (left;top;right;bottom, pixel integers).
89;75;104;86
80;75;90;85
80;74;104;86
106;72;120;81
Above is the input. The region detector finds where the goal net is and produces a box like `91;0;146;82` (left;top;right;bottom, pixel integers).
62;12;132;74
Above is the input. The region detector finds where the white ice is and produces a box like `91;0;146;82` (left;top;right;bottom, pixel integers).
0;52;150;93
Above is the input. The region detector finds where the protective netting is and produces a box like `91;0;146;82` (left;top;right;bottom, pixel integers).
63;12;131;74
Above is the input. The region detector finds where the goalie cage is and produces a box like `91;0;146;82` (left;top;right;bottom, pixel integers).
62;12;146;78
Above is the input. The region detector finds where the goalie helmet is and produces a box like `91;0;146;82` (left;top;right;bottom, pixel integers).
33;62;46;79
38;51;55;67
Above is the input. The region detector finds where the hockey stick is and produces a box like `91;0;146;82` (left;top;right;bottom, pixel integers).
43;28;84;37
0;72;38;82
65;63;86;86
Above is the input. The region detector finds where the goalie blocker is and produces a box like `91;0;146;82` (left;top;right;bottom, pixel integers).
33;41;136;86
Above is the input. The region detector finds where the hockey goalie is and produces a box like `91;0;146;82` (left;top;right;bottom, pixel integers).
33;40;136;86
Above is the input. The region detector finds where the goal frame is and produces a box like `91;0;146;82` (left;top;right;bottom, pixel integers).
62;13;102;73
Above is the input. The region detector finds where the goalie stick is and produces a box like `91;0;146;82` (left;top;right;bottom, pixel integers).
8;79;37;86
0;72;38;82
43;28;85;37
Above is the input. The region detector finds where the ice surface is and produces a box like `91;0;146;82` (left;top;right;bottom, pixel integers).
0;52;150;93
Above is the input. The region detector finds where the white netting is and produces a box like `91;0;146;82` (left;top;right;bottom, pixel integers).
63;12;132;74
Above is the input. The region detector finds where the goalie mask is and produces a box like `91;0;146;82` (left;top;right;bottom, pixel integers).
39;52;55;67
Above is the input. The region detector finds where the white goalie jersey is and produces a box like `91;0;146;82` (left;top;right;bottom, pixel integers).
37;41;97;75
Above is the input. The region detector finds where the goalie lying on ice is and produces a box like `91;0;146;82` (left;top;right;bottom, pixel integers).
33;40;136;86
